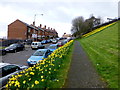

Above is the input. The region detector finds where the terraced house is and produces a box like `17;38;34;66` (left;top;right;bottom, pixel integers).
8;19;58;41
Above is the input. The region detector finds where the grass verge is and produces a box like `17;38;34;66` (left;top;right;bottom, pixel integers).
0;47;6;49
78;22;118;88
48;43;74;88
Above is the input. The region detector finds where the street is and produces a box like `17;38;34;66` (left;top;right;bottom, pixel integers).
0;43;50;66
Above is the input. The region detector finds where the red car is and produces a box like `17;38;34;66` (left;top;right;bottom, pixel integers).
57;42;64;47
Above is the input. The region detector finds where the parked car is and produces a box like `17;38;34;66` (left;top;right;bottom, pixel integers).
62;39;69;45
31;42;45;50
47;39;51;43
5;43;25;53
0;49;6;56
0;63;28;88
41;40;48;44
57;41;64;47
51;39;57;44
56;38;60;41
27;49;52;66
48;44;58;52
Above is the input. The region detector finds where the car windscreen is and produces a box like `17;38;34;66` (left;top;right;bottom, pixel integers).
9;44;17;48
42;40;45;43
32;43;37;45
33;50;46;56
2;65;20;77
49;45;57;49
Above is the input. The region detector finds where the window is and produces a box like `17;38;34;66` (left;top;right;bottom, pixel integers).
2;65;20;77
48;45;57;49
34;30;36;33
33;50;46;56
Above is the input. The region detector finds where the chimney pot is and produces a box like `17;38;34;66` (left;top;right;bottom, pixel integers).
48;27;50;30
40;24;42;28
44;25;46;29
33;21;35;26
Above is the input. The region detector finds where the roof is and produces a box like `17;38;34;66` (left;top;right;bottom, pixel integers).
0;63;10;68
10;19;38;30
37;27;44;31
9;19;58;33
49;44;57;46
37;49;48;51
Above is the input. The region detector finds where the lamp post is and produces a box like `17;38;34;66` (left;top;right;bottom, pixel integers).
33;14;44;41
34;14;44;25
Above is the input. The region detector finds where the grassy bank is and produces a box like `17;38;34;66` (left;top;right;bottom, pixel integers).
78;22;118;88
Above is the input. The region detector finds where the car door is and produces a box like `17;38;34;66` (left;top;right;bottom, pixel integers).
1;65;21;87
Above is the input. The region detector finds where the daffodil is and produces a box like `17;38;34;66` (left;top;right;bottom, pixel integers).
56;79;59;82
29;78;31;81
25;73;28;76
49;68;51;70
30;72;34;75
6;84;8;88
41;76;43;78
41;79;44;82
31;84;34;87
14;81;20;87
11;81;15;84
36;67;39;69
35;80;39;85
23;80;26;84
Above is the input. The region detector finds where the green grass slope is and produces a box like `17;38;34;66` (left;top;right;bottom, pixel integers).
79;21;118;88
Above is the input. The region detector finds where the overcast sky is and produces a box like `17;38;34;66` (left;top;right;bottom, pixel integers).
0;0;119;38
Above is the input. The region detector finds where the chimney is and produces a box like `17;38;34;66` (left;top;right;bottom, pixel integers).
44;25;46;29
40;24;42;28
48;27;50;30
33;21;35;26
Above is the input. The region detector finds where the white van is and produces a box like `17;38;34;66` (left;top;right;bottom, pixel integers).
31;42;45;50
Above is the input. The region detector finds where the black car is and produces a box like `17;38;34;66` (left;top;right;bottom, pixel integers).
0;63;28;88
5;43;25;53
0;49;6;56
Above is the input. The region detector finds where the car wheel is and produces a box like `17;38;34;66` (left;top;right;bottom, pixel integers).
22;48;25;51
14;49;17;53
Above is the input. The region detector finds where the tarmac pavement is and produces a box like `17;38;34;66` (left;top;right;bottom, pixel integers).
64;41;107;88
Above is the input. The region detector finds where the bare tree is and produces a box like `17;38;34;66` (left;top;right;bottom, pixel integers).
71;15;102;38
71;16;84;37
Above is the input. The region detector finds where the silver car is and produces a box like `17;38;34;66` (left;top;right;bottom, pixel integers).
0;63;28;89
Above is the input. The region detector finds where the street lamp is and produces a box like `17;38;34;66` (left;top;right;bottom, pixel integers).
34;14;44;25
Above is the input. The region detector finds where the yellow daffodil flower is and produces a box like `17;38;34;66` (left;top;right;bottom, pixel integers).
35;80;39;85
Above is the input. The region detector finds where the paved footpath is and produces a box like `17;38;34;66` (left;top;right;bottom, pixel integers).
64;41;106;88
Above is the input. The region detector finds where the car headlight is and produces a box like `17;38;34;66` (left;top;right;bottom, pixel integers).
10;49;13;50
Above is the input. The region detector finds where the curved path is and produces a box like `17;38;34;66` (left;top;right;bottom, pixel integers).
64;41;106;88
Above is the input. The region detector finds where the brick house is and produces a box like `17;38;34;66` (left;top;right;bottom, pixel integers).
8;19;58;41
